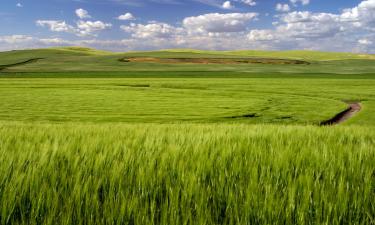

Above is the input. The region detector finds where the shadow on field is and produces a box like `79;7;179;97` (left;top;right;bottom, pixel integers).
226;113;260;119
120;57;311;65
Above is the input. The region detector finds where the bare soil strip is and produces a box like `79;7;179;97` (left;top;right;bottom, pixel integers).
320;102;361;126
120;57;310;65
0;58;43;71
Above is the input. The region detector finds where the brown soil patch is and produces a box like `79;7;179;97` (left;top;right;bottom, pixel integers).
320;102;362;126
120;57;310;65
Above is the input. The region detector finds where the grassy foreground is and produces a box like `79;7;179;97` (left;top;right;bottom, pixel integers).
1;47;374;224
0;122;374;225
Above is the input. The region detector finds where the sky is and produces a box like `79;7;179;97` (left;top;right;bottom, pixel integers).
0;0;375;52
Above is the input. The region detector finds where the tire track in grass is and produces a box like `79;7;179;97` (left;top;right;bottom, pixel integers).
0;58;43;71
320;102;361;126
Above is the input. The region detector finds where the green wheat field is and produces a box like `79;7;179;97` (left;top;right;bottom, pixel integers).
0;47;374;224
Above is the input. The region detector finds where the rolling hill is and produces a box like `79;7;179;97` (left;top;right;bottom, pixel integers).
1;47;375;73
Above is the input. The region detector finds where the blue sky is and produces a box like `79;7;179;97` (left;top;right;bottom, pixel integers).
1;0;374;52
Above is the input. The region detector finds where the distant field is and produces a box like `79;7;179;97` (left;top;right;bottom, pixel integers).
0;73;375;125
1;47;375;74
0;47;375;225
0;47;375;125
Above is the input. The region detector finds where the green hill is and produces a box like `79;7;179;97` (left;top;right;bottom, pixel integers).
164;49;375;60
0;47;374;73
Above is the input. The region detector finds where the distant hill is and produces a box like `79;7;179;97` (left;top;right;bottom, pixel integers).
163;49;375;61
0;47;374;73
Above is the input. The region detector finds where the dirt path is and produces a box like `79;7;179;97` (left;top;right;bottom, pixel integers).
320;102;362;126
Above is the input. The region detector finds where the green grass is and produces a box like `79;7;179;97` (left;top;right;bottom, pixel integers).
1;47;375;73
0;122;374;225
1;48;375;224
48;46;114;55
165;49;375;60
1;73;375;125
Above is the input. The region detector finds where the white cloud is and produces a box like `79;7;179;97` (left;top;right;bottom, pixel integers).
119;13;260;50
118;12;135;20
193;0;256;8
118;12;261;50
290;0;310;6
183;13;258;33
0;35;33;44
76;20;112;36
239;0;256;6
340;0;375;30
115;1;375;52
0;36;83;51
36;20;111;37
222;1;234;9
358;39;373;45
37;9;111;37
276;3;290;12
280;11;341;38
248;30;275;41
16;3;23;7
38;38;69;45
246;0;375;52
121;22;182;38
7;0;375;53
75;8;91;19
36;20;75;32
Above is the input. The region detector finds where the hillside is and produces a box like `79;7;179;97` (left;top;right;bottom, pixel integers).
1;47;375;73
164;49;375;61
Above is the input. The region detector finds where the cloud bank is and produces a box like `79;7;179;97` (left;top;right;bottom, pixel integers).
1;0;375;53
